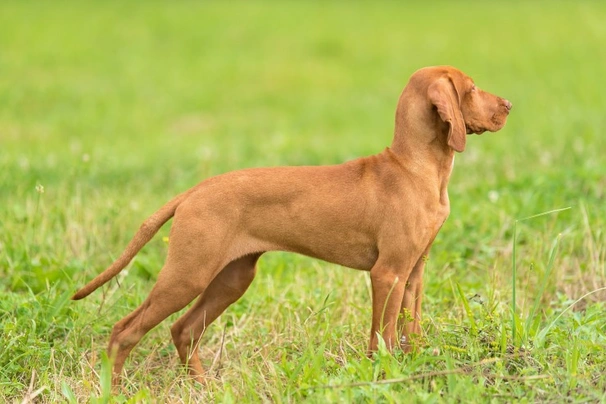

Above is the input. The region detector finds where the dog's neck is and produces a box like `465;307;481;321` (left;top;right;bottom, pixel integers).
389;103;456;204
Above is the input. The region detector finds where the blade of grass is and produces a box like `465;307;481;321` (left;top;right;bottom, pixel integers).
524;233;562;341
535;286;606;347
511;207;571;344
455;283;477;336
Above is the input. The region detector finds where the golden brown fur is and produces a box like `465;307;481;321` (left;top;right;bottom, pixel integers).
72;66;512;385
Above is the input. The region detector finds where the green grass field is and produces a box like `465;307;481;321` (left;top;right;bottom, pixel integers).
1;1;605;402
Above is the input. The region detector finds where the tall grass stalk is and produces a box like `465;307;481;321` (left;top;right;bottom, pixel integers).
511;207;571;345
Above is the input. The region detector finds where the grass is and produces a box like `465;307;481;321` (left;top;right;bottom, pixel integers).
1;0;605;402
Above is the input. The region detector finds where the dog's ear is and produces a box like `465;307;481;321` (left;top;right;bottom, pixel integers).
427;76;466;152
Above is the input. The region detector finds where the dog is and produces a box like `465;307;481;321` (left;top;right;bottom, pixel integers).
72;66;512;385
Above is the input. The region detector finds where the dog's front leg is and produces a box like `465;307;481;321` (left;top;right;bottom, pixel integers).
398;245;432;352
367;265;408;354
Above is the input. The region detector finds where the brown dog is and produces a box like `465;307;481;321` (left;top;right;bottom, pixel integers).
72;66;511;385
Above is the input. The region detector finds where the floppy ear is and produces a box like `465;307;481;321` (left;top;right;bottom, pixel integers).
427;76;466;152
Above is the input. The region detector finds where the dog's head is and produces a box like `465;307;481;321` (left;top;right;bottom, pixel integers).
408;66;512;153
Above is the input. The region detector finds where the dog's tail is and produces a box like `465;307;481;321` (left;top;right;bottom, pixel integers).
71;189;193;300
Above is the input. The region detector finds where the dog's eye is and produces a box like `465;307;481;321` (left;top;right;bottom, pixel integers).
470;85;477;92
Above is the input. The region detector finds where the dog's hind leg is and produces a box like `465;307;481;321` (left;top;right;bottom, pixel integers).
170;253;261;382
107;258;218;386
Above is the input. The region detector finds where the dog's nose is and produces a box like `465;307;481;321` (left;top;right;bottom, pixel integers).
503;99;512;111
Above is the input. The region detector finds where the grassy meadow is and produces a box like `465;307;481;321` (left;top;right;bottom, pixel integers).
1;1;605;402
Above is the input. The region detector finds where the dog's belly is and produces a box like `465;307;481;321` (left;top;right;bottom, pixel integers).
279;235;379;271
240;217;379;271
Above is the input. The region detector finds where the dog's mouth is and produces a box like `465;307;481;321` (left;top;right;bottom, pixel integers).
466;112;509;134
465;124;486;135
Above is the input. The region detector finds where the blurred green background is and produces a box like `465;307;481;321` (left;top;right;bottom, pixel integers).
1;1;605;401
